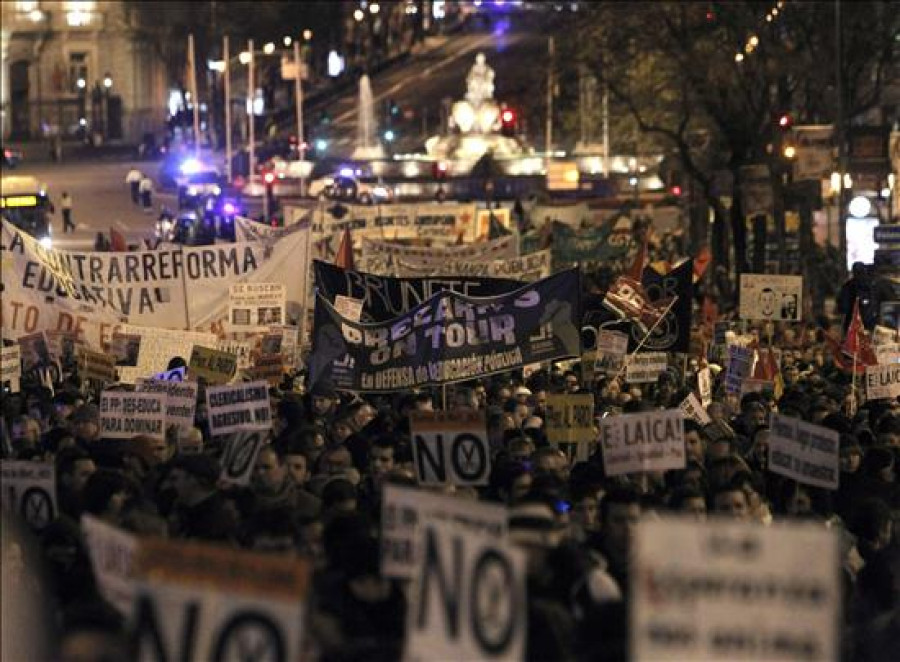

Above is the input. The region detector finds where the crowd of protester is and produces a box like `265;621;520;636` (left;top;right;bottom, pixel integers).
2;298;899;661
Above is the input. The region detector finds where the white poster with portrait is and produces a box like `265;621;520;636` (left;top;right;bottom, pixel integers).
739;274;803;322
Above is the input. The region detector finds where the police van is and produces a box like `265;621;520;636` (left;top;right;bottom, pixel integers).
0;175;54;247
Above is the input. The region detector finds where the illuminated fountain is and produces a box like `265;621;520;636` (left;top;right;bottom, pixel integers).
351;74;386;160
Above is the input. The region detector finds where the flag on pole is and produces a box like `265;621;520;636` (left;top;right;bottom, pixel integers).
627;235;649;281
334;227;354;270
841;298;878;366
692;245;713;283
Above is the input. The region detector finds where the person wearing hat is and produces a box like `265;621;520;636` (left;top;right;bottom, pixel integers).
167;455;236;542
70;404;101;447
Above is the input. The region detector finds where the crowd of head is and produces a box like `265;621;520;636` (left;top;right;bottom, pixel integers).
1;314;899;661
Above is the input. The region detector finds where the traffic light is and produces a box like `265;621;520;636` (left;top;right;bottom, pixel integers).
389;98;400;118
777;113;793;130
500;108;517;137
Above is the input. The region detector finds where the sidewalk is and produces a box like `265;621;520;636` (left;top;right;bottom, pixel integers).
5;140;138;165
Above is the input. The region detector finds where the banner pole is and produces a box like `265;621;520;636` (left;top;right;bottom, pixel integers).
441;384;447;411
612;297;679;384
180;248;191;330
298;208;316;350
851;350;858;416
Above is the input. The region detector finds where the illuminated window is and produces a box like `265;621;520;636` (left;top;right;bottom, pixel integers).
69;52;89;92
66;1;95;27
15;1;39;11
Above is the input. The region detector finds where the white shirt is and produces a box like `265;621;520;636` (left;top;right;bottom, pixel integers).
139;178;153;193
126;169;142;184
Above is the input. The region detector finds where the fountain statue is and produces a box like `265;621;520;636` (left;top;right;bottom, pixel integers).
425;52;526;161
351;74;385;160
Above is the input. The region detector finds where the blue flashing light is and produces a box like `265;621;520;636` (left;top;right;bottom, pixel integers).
180;158;203;174
339;167;354;177
384;129;395;142
315;139;328;151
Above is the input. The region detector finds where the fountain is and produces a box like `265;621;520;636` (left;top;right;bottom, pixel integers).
351;74;386;160
425;53;527;161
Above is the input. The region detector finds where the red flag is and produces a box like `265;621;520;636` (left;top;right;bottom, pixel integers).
841;299;878;365
334;227;354;270
824;332;871;374
602;275;676;336
693;246;712;283
110;227;127;252
627;235;649;281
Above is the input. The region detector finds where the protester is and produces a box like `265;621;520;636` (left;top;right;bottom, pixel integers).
60;191;75;233
138;173;154;211
124;167;142;204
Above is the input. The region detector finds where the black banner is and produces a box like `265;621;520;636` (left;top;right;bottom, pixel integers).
585;260;693;354
313;260;524;322
309;269;582;392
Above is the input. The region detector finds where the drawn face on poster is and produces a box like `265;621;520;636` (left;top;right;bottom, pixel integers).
758;288;777;318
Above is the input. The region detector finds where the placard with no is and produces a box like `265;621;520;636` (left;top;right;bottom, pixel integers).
410;410;491;486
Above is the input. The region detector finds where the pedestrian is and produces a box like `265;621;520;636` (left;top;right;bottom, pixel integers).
60;192;75;233
125;167;143;204
139;174;154;212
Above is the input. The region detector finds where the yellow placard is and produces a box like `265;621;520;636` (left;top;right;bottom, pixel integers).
188;346;237;384
544;393;595;445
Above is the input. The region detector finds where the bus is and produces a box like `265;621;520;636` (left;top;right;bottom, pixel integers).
0;176;54;247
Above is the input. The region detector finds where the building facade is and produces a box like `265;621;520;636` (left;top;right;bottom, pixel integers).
1;0;168;143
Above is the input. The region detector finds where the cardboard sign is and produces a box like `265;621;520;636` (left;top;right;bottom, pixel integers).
81;514;138;615
381;484;507;580
405;518;526;662
333;295;364;322
219;430;267;486
78;347;118;383
0;461;57;530
600;410;686;476
724;345;754;394
679;393;712;426
229;282;286;328
132;538;309;662
595;329;629;376
544;394;595;444
632;517;839;662
625;351;668;383
134;379;198;430
1;345;21;393
17;331;52;371
739;274;803;321
769;414;840;490
697;367;712;407
410;410;490;486
99;391;167;440
864;363;900;400
205;380;272;436
189;346;238;385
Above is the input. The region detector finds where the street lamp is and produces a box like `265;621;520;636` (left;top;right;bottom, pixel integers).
76;77;86;89
283;36;292;47
103;73;113;89
303;29;313;41
354;9;364;21
263;42;276;55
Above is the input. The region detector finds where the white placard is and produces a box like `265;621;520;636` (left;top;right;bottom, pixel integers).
632;517;840;662
334;295;364;322
864;363;900;400
405;518;526;662
205;380;272;436
679;392;712;426
872;325;899;345
769;414;840;490
381;484;507;580
625;351;668;383
134;379;198;430
1;345;21;393
228;283;286;328
739;274;803;321
600;409;686;476
81;514;138;615
99;391;167;440
0;460;57;530
874;343;899;365
697;367;712;407
595;329;629;375
219;430;267;486
116;325;216;384
410;410;491;486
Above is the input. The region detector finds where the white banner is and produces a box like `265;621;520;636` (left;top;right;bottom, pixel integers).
99;391;167;440
769;414;840;490
381;484;507;580
865;363;900;400
633;517;839;662
625;351;668;383
397;249;551;282
600;409;685;476
134;379;198;430
81;514;138;615
1;219;309;350
205;380;272;436
409;410;491;486
0;460;57;530
739;274;803;322
361;234;518;274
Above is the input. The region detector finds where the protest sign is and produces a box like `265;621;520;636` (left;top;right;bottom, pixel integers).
17;331;51;371
134;379;198;430
595;330;629;376
46;329;80;368
362;234;518;271
78;347;118;384
741;378;775;396
111;332;142;367
697;367;712;407
600;410;686;476
872;325;898;345
333;295;364;322
189;346;238;384
247;354;285;386
864;363;900;400
205;380;271;436
739;274;804;321
81;514;138;615
680;392;712;426
228;283;286;328
132;538;309;662
314;202;475;244
410;410;490;486
0;460;57;530
309;269;581;393
724;345;755;394
874;343;899;365
769;414;840;490
625;352;668;383
219;430;267;486
381;484;507;581
314;259;523;322
544;394;595;445
1;218;309;351
1;345;21;393
99;391;167;440
216;338;254;370
405;518;526;662
632;517;839;662
268;325;300;370
116;325;217;384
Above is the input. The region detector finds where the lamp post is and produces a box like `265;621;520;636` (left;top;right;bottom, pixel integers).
102;72;112;141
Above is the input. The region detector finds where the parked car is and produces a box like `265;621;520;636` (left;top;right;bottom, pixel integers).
307;170;395;204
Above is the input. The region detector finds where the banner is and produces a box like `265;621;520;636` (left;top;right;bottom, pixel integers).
361;234;519;272
410;410;490;486
600;409;685;476
0;460;57;530
99;391;167;440
1;219;309;350
205;380;272;436
739;274;803;322
188;346;238;384
381;484;507;581
405;518;526;662
134;379;198;430
769;414;840;490
625;352;668;383
309;269;581;392
544;394;595;444
865;363;900;400
219;430;267;486
632;517;840;662
313;260;523;323
397;249;552;282
1;345;22;393
132;538;309;662
526;220;632;268
81;514;138;615
314;202;476;243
